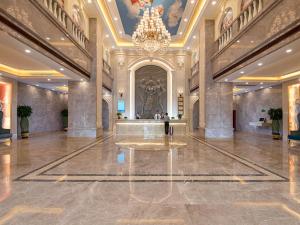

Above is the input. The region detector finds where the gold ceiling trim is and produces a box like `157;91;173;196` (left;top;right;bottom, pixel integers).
96;0;206;48
238;70;300;81
0;64;64;77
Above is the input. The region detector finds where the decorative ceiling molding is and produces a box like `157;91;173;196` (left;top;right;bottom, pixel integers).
0;64;64;77
96;0;206;48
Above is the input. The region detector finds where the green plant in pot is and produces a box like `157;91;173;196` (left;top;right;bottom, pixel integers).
117;112;122;119
268;108;282;140
17;105;32;138
61;109;68;131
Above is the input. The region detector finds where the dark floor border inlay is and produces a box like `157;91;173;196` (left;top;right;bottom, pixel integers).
14;134;289;183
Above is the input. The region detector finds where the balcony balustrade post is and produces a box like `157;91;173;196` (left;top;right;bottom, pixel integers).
253;0;258;17
258;0;263;12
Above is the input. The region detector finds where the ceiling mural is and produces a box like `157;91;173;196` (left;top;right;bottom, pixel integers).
116;0;188;36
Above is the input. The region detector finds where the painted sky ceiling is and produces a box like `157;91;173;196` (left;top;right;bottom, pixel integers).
116;0;188;36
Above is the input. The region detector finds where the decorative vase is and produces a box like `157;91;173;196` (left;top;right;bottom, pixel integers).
20;117;29;138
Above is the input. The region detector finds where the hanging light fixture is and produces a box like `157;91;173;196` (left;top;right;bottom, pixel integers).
132;7;171;55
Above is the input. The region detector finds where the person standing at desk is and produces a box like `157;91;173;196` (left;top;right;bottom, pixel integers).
164;113;170;135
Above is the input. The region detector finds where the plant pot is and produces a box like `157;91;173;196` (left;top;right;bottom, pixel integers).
271;120;281;140
272;133;281;140
62;116;68;131
20;117;29;138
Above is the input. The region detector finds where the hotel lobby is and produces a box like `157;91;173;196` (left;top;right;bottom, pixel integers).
0;0;300;224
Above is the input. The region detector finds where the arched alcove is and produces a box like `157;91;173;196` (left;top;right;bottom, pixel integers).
135;65;167;119
219;7;234;34
193;100;199;130
102;99;109;131
128;58;175;119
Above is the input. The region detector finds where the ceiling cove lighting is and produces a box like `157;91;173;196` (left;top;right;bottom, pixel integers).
132;7;171;54
96;0;205;48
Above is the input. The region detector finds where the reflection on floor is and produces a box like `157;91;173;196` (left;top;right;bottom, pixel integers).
0;132;300;224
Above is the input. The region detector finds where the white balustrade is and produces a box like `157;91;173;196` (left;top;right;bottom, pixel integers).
43;0;87;48
238;0;264;32
218;0;264;50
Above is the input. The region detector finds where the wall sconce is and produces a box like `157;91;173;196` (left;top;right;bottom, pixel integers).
119;90;124;98
177;89;184;97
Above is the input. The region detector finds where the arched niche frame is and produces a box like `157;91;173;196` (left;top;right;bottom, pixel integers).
128;57;175;119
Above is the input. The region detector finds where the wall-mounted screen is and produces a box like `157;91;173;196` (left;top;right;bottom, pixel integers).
117;100;125;113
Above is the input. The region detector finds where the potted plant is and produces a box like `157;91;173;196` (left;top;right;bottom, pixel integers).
17;105;32;138
61;109;68;131
117;112;122;119
268;108;282;140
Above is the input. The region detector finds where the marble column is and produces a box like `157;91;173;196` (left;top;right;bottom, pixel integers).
68;18;103;137
199;20;233;138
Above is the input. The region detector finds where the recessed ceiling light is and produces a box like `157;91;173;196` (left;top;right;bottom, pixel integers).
258;62;263;66
191;0;195;3
212;1;217;5
246;82;249;85
51;89;55;91
260;86;264;89
47;78;51;81
63;84;66;87
112;45;115;49
225;79;228;82
36;84;39;87
179;32;183;35
0;73;2;76
25;49;31;53
193;35;196;39
60;68;64;71
240;71;245;74
105;34;109;38
250;40;254;43
286;49;292;53
119;31;122;34
187;46;190;50
88;0;92;3
260;82;264;85
114;17;118;21
237;40;240;43
269;87;273;89
80;79;84;81
60;37;65;41
46;37;51;40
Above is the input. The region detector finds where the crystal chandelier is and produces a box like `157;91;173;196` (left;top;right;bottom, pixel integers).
132;7;171;54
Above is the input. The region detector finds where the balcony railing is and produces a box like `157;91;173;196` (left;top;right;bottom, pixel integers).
42;0;88;48
211;0;299;79
189;61;199;92
102;60;113;91
217;0;264;50
0;0;92;77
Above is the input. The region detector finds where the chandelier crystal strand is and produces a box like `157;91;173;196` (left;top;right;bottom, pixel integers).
132;7;171;54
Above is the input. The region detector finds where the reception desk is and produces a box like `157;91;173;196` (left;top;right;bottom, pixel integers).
115;119;187;136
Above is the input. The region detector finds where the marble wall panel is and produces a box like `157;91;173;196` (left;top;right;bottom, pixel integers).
17;82;68;134
234;85;282;135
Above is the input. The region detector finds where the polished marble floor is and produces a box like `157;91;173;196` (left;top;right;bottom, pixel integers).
0;132;300;224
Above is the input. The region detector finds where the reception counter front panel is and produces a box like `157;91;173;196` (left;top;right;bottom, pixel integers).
116;120;187;136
